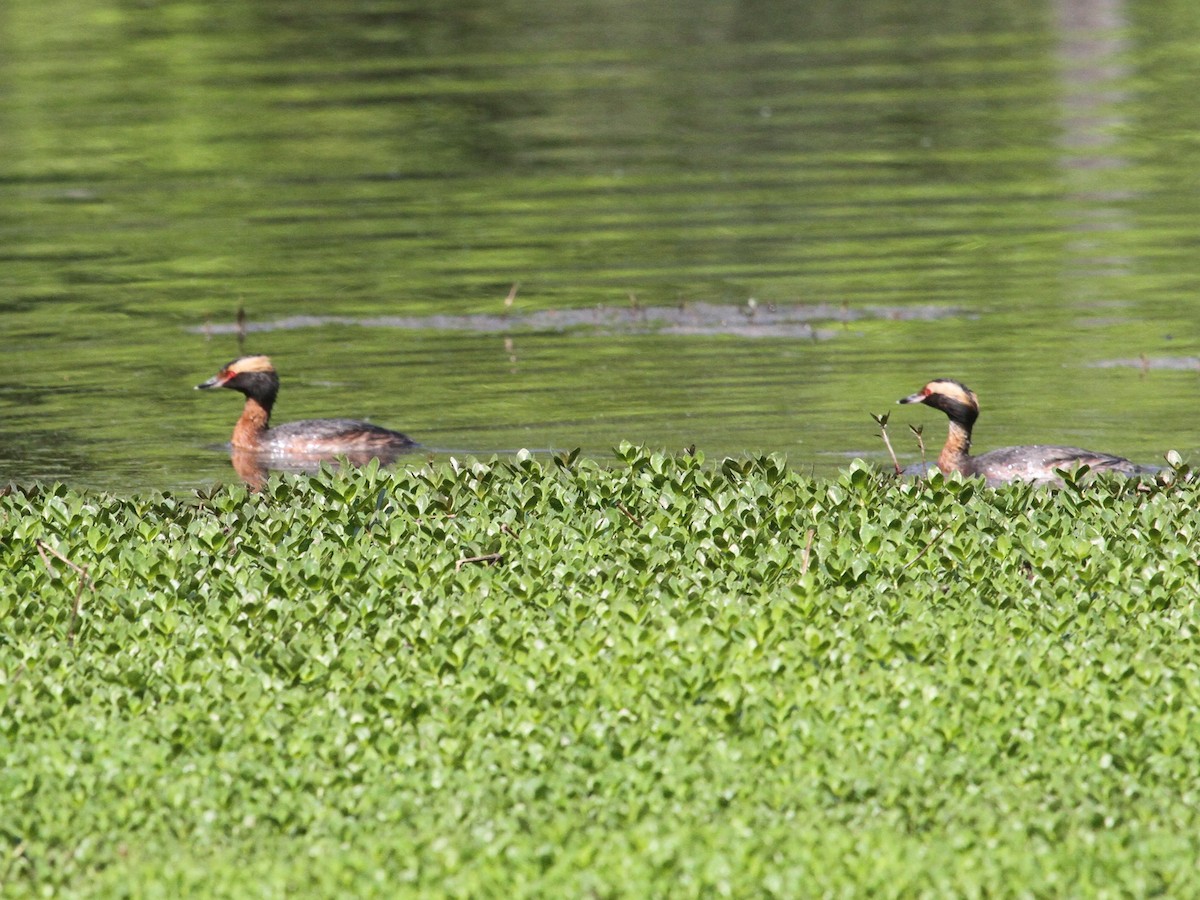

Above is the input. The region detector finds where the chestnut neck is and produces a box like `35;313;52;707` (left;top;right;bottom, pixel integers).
232;397;272;449
937;420;973;474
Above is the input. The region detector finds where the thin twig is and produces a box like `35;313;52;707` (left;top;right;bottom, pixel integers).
902;529;944;571
35;540;94;647
873;413;901;475
504;282;519;310
67;573;87;648
798;528;815;575
910;424;926;469
614;501;643;527
36;539;91;580
456;552;504;571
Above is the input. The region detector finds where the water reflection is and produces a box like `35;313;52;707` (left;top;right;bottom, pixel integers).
1055;0;1133;289
227;444;420;491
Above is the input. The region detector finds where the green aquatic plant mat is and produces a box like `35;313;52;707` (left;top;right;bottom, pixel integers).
2;449;1199;896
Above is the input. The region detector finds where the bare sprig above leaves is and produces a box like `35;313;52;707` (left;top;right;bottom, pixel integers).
909;424;926;469
872;412;901;475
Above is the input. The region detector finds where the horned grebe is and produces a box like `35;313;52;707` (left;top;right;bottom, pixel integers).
196;355;417;456
898;378;1148;485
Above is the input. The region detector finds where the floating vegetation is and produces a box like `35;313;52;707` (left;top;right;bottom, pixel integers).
4;448;1200;895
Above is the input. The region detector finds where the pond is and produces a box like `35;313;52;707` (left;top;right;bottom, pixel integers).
2;0;1199;493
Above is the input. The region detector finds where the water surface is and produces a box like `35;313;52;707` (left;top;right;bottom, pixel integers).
2;0;1199;492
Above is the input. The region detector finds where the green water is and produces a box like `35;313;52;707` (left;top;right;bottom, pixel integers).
3;0;1200;492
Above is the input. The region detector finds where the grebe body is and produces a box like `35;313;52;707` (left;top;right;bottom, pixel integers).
898;378;1148;486
196;355;416;456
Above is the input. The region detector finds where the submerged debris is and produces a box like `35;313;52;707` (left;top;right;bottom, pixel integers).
190;301;964;340
1087;356;1200;371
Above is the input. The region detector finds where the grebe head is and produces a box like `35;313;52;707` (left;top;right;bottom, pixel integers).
196;355;280;410
899;378;980;427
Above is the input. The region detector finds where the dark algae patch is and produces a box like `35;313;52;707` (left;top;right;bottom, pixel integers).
3;449;1200;895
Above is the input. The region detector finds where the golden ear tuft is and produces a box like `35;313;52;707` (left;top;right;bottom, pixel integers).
227;355;275;374
926;379;977;405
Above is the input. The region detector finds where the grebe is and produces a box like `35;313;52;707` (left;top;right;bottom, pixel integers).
898;378;1148;485
196;355;417;457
